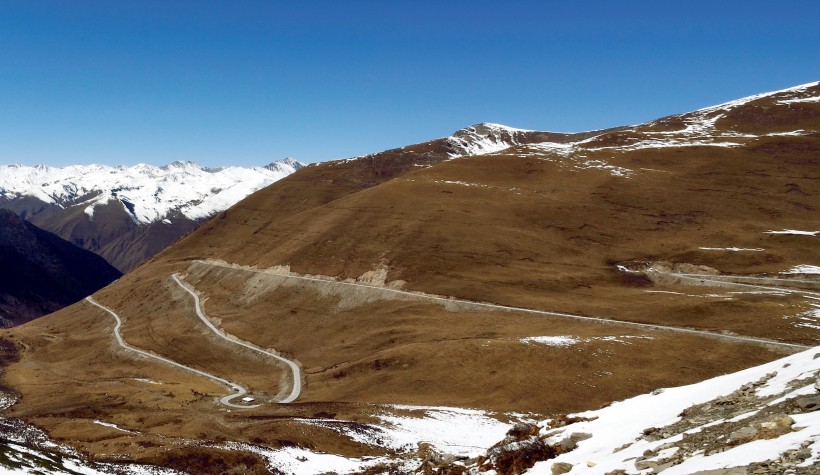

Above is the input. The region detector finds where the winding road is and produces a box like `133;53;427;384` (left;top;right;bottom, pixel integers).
659;271;820;299
171;273;302;403
85;297;260;408
194;260;812;351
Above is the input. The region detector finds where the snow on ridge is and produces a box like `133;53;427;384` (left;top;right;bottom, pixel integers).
0;159;303;225
447;123;529;158
473;122;535;133
638;81;819;143
694;80;820;115
779;95;820;105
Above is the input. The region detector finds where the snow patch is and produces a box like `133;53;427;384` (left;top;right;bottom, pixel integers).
520;336;579;347
766;229;818;236
783;265;820;274
778;96;820;104
296;405;513;459
699;247;765;252
521;335;653;347
447;123;530;158
376;405;512;457
92;420;138;434
527;346;820;474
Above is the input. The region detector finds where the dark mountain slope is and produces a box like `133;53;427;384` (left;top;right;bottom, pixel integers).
0;209;122;326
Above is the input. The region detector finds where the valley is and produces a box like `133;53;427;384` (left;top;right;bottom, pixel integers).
0;81;818;474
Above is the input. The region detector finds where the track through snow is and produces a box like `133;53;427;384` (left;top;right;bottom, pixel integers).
85;297;260;409
171;273;302;404
195;260;810;352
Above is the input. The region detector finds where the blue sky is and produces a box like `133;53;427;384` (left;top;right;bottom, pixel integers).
1;1;818;167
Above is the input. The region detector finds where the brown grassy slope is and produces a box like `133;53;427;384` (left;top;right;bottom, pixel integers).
153;135;818;342
182;262;789;412
0;84;817;470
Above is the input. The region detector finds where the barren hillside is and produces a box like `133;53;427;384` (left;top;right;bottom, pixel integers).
0;82;818;474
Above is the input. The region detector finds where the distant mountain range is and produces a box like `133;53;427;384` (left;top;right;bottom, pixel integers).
0;209;121;326
0;158;303;271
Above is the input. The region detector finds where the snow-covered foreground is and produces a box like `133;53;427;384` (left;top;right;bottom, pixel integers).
525;345;820;474
212;405;518;475
202;346;820;475
0;414;182;475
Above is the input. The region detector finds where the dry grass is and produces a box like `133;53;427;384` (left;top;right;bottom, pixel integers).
0;87;818;469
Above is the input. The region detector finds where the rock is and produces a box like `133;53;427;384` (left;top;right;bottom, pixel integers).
795;395;820;411
728;425;758;443
814;375;820;393
488;436;556;473
635;459;674;473
570;432;593;442
635;459;657;470
508;422;538;439
551;462;573;474
794;447;812;459
643;427;658;436
605;471;628;475
556;438;577;452
689;469;748;475
656;462;674;473
416;442;456;465
758;414;793;431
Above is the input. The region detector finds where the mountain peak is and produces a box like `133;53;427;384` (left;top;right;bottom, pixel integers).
162;160;204;171
466;122;534;133
447;122;539;157
264;157;305;173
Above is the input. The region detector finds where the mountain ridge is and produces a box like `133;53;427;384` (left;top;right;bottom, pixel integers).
0;209;121;327
0;158;304;271
0;81;818;474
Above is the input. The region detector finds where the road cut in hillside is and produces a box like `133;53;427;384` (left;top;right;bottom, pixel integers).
86;296;261;409
172;273;302;403
195;259;810;352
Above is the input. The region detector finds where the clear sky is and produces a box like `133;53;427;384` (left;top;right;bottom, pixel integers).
1;1;818;167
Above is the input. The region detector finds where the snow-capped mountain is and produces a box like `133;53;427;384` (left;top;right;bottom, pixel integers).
0;159;302;225
446;122;622;159
339;80;819;176
445;81;820;162
447;123;537;157
0;158;304;272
